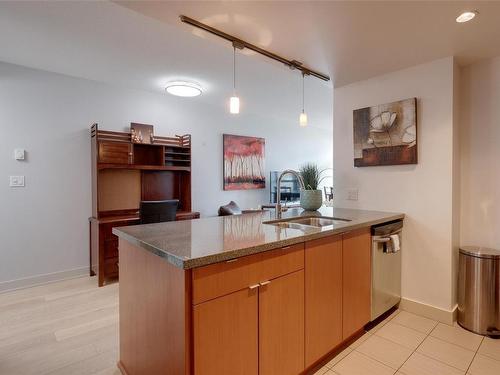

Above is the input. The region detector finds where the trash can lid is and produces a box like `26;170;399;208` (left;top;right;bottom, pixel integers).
460;246;500;259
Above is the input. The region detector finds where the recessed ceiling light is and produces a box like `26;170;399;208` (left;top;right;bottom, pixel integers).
165;81;202;97
456;11;478;23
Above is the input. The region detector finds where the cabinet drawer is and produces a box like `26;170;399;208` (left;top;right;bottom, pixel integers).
98;141;132;164
192;243;304;305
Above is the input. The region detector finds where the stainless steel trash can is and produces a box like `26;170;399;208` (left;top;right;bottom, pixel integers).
458;246;500;336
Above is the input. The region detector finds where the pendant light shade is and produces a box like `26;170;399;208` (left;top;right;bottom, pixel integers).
230;96;240;114
299;73;308;127
229;45;240;114
299;112;308;127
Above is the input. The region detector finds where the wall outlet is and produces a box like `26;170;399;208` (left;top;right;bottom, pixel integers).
347;188;358;201
9;176;25;187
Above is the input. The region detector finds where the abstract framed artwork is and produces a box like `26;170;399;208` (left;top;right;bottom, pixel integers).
353;97;417;167
223;134;265;190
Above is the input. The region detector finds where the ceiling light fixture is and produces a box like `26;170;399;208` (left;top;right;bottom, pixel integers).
165;81;202;97
299;73;308;127
229;43;241;114
456;10;478;23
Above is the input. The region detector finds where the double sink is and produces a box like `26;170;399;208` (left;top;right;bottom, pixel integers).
265;216;351;230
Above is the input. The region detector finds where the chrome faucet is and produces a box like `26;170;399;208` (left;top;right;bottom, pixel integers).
276;169;305;219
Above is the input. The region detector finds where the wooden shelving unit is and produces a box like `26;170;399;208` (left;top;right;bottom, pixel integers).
89;123;199;286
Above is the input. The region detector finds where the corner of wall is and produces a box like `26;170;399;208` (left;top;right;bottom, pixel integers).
451;58;461;308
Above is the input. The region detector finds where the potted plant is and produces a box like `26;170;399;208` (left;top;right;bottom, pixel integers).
299;163;330;211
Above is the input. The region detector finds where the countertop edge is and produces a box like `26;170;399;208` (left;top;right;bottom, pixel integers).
113;212;405;270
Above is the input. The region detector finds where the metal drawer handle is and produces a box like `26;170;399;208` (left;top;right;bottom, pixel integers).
282;246;291;250
259;280;271;287
249;284;260;290
226;259;238;263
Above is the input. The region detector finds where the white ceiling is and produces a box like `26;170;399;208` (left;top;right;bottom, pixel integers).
117;0;500;87
0;1;333;129
1;1;499;129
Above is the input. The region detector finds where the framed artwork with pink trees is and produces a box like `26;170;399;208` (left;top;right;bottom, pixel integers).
223;134;265;190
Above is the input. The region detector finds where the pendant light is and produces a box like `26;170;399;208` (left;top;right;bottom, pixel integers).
299;73;308;127
229;45;240;114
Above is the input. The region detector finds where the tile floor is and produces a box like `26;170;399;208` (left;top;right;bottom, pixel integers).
1;277;500;375
314;309;500;375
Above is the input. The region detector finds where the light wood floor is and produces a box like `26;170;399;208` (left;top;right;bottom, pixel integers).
0;277;120;375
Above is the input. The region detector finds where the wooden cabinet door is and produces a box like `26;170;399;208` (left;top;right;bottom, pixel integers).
259;270;305;375
342;228;371;339
98;141;132;164
193;288;258;375
305;235;343;367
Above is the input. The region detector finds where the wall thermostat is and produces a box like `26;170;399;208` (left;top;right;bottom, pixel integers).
14;149;25;160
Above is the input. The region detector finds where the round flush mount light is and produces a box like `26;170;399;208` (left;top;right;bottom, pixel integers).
456;10;478;23
165;81;202;97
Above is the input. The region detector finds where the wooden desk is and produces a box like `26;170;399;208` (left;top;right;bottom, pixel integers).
90;123;199;286
89;211;200;286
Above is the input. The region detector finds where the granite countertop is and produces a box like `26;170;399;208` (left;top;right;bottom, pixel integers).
113;207;404;269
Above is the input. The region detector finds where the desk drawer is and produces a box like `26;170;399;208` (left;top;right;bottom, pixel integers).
192;243;304;305
103;238;118;259
104;257;119;277
101;222;132;241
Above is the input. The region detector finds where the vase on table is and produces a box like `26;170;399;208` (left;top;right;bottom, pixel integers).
300;189;323;211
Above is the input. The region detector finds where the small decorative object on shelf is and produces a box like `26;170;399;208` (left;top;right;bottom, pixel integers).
131;122;154;144
299;163;331;211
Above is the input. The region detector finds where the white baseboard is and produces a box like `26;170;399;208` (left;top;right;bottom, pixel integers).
400;297;457;325
0;267;90;293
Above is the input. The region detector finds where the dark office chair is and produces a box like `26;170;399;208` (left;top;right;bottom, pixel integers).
139;200;179;224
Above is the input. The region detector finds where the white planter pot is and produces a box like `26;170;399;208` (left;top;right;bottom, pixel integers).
300;189;323;211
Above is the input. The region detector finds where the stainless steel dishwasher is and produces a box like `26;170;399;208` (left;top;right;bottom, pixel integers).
371;220;403;321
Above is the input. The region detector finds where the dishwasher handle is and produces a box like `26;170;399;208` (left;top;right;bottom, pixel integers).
373;237;391;243
373;229;402;254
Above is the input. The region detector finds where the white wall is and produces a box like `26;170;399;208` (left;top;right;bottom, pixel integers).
460;57;500;250
333;57;458;313
0;62;332;288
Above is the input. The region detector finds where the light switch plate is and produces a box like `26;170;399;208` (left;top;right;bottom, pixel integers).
347;188;358;201
14;149;25;160
9;176;25;187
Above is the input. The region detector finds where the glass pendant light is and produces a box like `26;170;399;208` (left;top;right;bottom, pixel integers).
229;45;240;114
299;73;308;127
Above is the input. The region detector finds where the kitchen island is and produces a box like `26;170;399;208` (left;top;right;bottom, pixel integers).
113;207;404;375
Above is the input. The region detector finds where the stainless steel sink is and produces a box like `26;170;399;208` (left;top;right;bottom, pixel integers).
288;217;351;227
265;216;351;229
270;222;316;230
